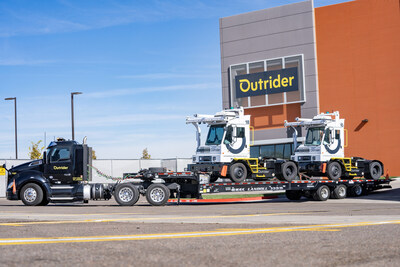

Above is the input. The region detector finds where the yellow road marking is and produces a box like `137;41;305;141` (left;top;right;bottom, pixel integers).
0;212;309;227
0;212;143;217
0;220;399;246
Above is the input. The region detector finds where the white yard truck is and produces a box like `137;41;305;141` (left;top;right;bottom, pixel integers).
186;107;298;182
285;111;383;180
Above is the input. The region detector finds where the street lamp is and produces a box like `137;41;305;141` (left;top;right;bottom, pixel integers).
71;92;82;141
4;97;17;159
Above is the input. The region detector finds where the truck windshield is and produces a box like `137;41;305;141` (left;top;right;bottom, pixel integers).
305;127;325;146
205;125;225;145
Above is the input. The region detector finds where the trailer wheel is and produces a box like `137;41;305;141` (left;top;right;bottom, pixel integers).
146;184;170;206
285;190;302;200
332;185;347;199
327;162;342;181
114;184;140;206
280;161;298;181
20;183;43;206
349;184;363;197
366;161;382;180
229;163;247;183
313;185;330;201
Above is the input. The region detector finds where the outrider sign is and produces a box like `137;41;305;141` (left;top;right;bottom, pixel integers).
235;67;298;98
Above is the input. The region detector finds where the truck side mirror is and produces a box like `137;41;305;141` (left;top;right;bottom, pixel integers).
43;151;47;164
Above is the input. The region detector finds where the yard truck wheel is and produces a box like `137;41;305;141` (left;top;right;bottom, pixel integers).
365;161;382;180
20;183;43;206
114;184;140;206
229;162;247;183
280;161;298;181
327;162;342;181
146;184;170;206
285;190;302;200
312;185;330;201
332;185;347;199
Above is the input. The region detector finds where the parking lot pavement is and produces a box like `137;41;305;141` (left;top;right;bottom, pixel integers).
0;179;399;266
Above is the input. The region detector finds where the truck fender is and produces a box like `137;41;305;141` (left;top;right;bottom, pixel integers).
12;170;51;200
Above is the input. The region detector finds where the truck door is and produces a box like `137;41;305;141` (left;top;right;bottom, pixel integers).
44;145;74;184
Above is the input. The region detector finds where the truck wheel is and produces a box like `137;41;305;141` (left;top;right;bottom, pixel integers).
20;183;44;206
327;162;342;181
349;184;363;197
280;161;298;181
229;163;247;183
313;185;330;201
285;190;302;200
146;184;170;206
114;184;140;206
332;185;347;199
210;173;219;183
366;161;382;180
39;198;50;206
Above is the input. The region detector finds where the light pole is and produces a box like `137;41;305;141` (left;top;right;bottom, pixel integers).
71;92;82;141
4;97;17;159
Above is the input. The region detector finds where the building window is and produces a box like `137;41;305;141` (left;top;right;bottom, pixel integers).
229;55;305;109
250;143;296;159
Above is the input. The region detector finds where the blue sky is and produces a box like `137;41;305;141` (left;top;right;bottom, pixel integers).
0;0;350;159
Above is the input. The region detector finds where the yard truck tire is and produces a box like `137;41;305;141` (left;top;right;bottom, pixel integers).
365;161;383;180
229;162;247;183
278;161;298;181
327;161;342;181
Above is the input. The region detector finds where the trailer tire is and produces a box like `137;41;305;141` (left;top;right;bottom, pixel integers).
365;161;382;180
332;185;347;199
313;185;330;201
114;184;140;206
327;161;342;181
20;183;44;206
349;184;363;197
146;184;170;206
279;161;298;181
229;163;247;183
285;190;302;200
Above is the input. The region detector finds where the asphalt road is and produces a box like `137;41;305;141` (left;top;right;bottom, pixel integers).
0;179;399;267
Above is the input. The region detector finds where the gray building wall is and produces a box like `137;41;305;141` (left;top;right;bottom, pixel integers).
0;158;192;197
220;0;319;143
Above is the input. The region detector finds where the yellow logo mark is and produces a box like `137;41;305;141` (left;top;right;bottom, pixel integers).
53;166;68;170
239;79;250;92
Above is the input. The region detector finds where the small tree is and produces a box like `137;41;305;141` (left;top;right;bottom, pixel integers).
141;148;151;159
28;140;45;159
92;149;97;160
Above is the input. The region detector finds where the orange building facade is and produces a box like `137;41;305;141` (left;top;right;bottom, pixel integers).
316;0;400;175
220;0;400;175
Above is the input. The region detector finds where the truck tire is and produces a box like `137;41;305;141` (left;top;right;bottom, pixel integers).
327;161;342;181
332;185;347;199
210;173;219;183
279;161;297;181
20;183;44;206
229;163;247;183
146;184;170;206
365;161;382;180
349;184;363;197
312;185;330;201
114;184;140;206
285;190;302;200
39;198;50;206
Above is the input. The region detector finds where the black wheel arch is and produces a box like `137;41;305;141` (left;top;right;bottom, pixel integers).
15;171;51;201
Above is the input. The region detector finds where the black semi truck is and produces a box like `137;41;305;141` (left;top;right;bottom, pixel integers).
4;139;392;206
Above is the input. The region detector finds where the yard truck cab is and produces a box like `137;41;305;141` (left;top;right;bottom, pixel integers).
186;107;298;183
285;112;383;180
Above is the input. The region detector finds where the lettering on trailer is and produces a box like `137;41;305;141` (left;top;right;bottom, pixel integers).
235;67;298;98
